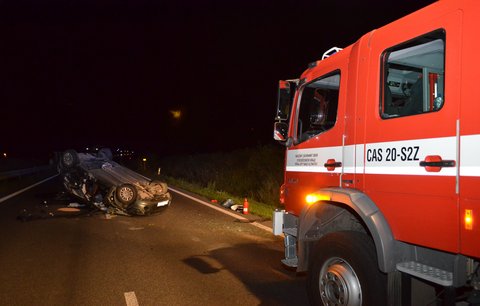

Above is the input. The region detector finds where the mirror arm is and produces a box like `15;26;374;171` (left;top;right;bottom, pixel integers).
279;137;293;147
285;137;293;147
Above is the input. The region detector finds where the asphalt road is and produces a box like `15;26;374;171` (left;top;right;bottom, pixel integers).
0;176;309;306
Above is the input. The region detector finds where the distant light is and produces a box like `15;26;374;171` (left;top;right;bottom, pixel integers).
142;158;147;162
170;110;181;119
2;152;7;158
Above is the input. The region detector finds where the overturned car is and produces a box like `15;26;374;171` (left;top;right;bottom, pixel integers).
57;148;172;216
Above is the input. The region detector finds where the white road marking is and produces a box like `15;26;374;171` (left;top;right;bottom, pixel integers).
124;291;139;306
0;174;59;204
250;221;273;232
168;187;273;234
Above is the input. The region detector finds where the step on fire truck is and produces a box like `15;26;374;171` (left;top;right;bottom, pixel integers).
272;0;480;304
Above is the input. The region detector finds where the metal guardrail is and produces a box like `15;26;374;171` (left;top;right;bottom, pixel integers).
0;165;52;181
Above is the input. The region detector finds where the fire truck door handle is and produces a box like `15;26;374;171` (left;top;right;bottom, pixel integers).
324;159;342;171
419;155;456;172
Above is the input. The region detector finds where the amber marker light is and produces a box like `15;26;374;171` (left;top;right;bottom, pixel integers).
305;193;331;205
279;184;286;205
465;209;473;230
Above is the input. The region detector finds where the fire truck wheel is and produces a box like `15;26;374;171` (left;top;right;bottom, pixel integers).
307;231;387;306
115;184;137;206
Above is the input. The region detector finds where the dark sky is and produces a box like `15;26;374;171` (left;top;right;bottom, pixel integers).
0;0;436;157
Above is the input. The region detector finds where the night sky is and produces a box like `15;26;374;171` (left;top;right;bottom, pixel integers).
0;0;436;157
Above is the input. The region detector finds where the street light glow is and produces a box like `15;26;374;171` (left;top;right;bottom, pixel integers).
170;110;181;119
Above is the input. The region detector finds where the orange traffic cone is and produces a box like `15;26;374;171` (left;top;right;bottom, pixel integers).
243;197;249;215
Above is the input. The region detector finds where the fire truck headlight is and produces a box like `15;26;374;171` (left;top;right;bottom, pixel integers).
305;193;331;205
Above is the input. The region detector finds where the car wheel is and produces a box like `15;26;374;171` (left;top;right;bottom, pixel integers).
61;149;79;169
115;184;137;206
307;231;387;306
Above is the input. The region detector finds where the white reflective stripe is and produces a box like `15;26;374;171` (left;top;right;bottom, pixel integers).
365;136;456;176
365;166;456;176
343;144;356;171
286;135;480;178
356;144;365;170
460;134;480;177
286;146;343;173
286;166;340;173
343;167;356;173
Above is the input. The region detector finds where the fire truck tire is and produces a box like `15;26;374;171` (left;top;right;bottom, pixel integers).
307;231;387;306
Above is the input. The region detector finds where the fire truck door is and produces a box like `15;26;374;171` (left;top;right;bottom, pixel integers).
363;16;461;253
284;57;348;215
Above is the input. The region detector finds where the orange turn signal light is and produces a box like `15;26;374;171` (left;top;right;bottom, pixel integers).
465;209;473;230
306;193;331;205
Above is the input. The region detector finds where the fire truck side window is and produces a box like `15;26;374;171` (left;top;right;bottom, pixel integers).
297;72;340;142
381;30;445;118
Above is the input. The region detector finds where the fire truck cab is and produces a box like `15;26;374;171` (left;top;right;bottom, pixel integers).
273;0;480;304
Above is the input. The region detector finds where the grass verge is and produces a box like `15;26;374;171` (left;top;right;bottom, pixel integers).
160;175;278;220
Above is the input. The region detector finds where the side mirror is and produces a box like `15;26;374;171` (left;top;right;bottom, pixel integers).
273;122;288;141
273;122;292;147
275;80;297;121
274;79;297;147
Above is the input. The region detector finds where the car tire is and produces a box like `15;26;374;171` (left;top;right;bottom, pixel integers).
307;231;387;306
61;149;79;169
115;183;137;206
98;148;113;160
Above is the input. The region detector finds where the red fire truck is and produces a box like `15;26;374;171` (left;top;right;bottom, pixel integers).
272;0;479;304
